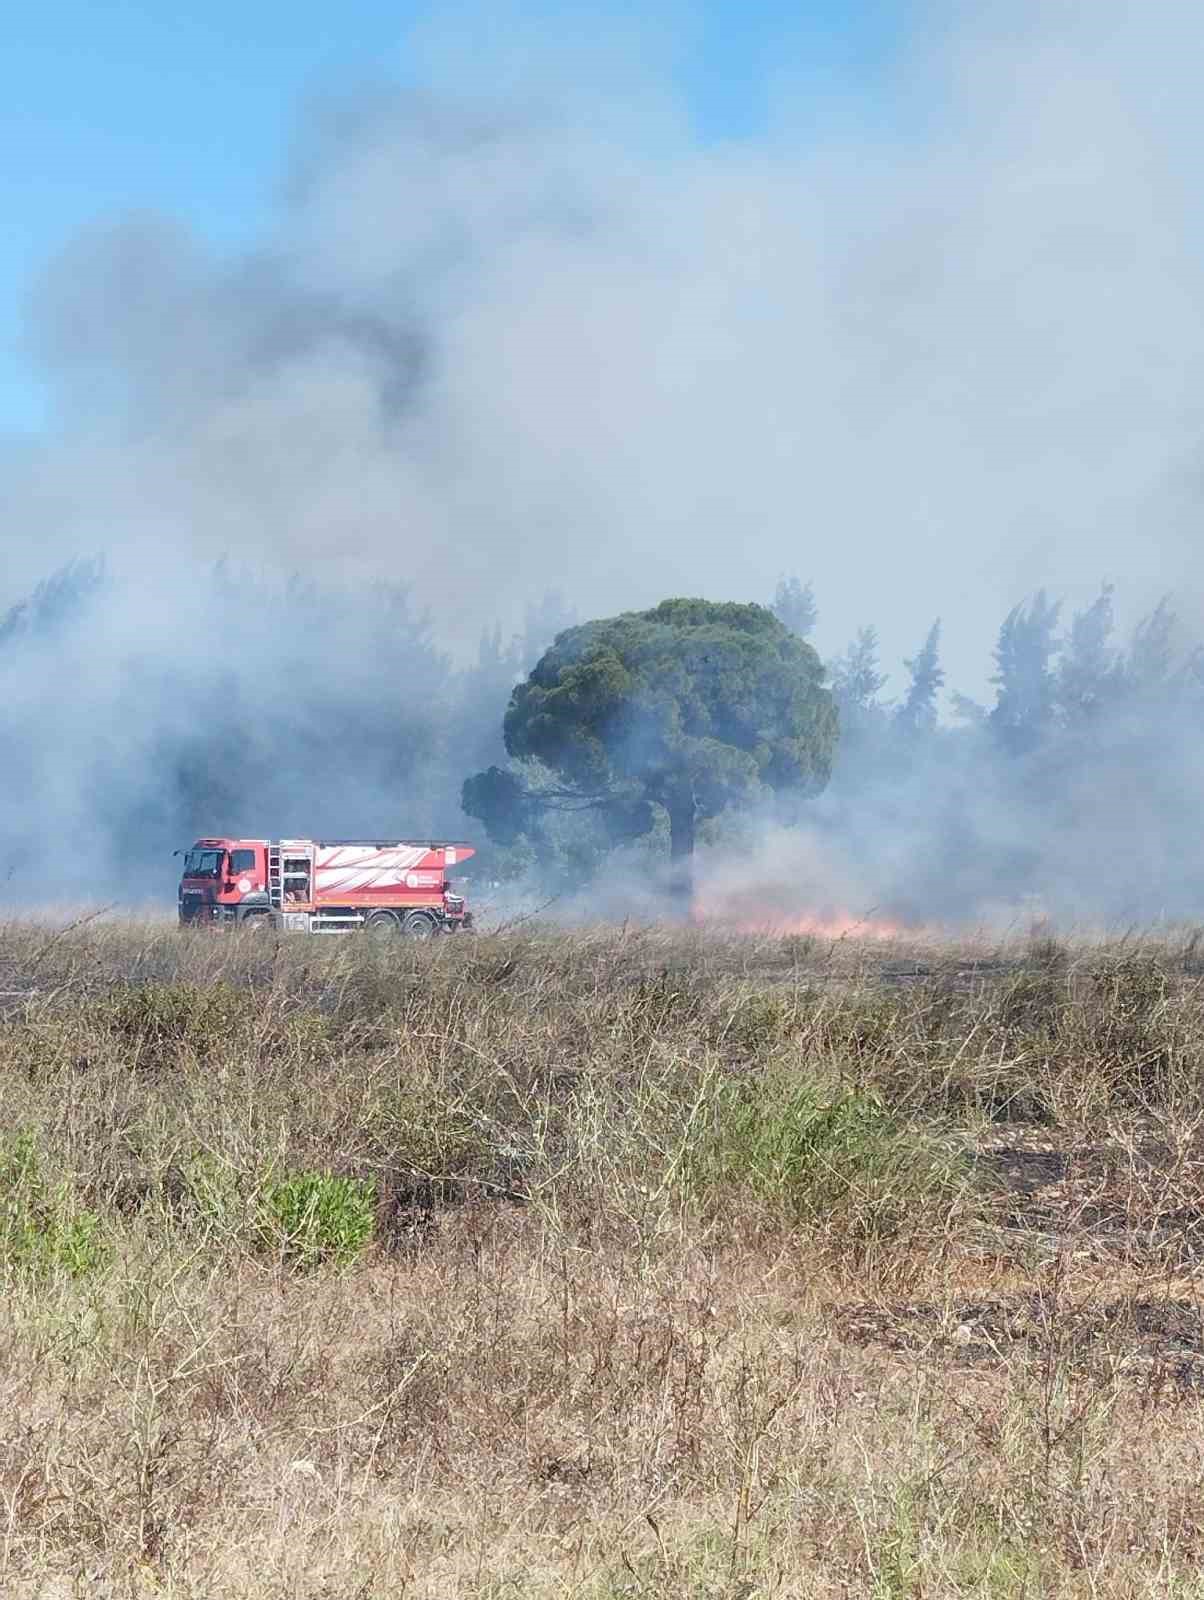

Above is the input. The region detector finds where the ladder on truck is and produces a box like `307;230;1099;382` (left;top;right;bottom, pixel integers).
272;844;315;911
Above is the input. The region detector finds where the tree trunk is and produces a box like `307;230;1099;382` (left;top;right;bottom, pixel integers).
666;794;695;919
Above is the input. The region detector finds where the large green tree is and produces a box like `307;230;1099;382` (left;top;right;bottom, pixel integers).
462;598;838;902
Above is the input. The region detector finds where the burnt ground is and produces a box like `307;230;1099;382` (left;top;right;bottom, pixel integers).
972;1131;1204;1260
832;1292;1204;1390
830;1126;1204;1390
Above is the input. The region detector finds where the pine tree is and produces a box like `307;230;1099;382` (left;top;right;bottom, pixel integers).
829;626;888;738
475;621;513;676
1057;584;1118;724
989;591;1061;755
896;620;944;738
1126;597;1177;697
770;576;818;640
0;557;106;648
465;599;837;906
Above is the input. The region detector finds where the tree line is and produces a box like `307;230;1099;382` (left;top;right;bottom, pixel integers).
2;557;1201;920
769;576;1204;923
464;577;1204;921
772;575;1195;760
0;559;575;897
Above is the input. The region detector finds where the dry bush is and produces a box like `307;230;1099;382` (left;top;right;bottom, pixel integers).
0;916;1203;1594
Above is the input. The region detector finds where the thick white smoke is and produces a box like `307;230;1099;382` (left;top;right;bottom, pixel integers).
7;2;1204;678
4;1;1204;920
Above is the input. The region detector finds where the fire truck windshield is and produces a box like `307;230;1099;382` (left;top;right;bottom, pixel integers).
182;849;223;878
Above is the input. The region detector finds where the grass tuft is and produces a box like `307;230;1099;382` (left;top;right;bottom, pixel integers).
685;1071;965;1253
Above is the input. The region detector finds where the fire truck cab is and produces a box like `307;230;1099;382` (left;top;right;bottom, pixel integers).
176;837;474;936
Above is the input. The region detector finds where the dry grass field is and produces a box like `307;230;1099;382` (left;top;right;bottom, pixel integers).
3;914;1204;1596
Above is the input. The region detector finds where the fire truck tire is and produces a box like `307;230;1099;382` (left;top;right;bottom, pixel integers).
403;912;438;939
240;912;271;933
365;911;401;937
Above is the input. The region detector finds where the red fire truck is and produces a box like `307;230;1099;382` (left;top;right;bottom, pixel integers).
176;837;475;936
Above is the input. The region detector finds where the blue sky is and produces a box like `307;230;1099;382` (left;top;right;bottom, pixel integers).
2;0;905;432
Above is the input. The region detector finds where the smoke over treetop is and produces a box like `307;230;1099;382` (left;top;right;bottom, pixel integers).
6;2;1204;676
5;3;1204;919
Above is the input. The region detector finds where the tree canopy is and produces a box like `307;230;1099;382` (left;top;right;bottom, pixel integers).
771;576;818;639
989;591;1062;754
462;598;838;901
896;620;944;739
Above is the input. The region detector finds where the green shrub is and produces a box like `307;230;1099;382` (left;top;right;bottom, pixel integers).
103;982;257;1067
0;1131;107;1278
682;1072;964;1252
261;1171;376;1268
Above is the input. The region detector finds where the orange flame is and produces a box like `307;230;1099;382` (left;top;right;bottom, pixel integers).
741;912;906;941
692;892;912;941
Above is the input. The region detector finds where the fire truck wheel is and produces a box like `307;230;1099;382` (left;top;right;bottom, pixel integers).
403;912;437;940
365;911;401;937
240;912;271;934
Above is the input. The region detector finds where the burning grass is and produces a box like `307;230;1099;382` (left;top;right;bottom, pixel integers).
2;915;1204;1593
